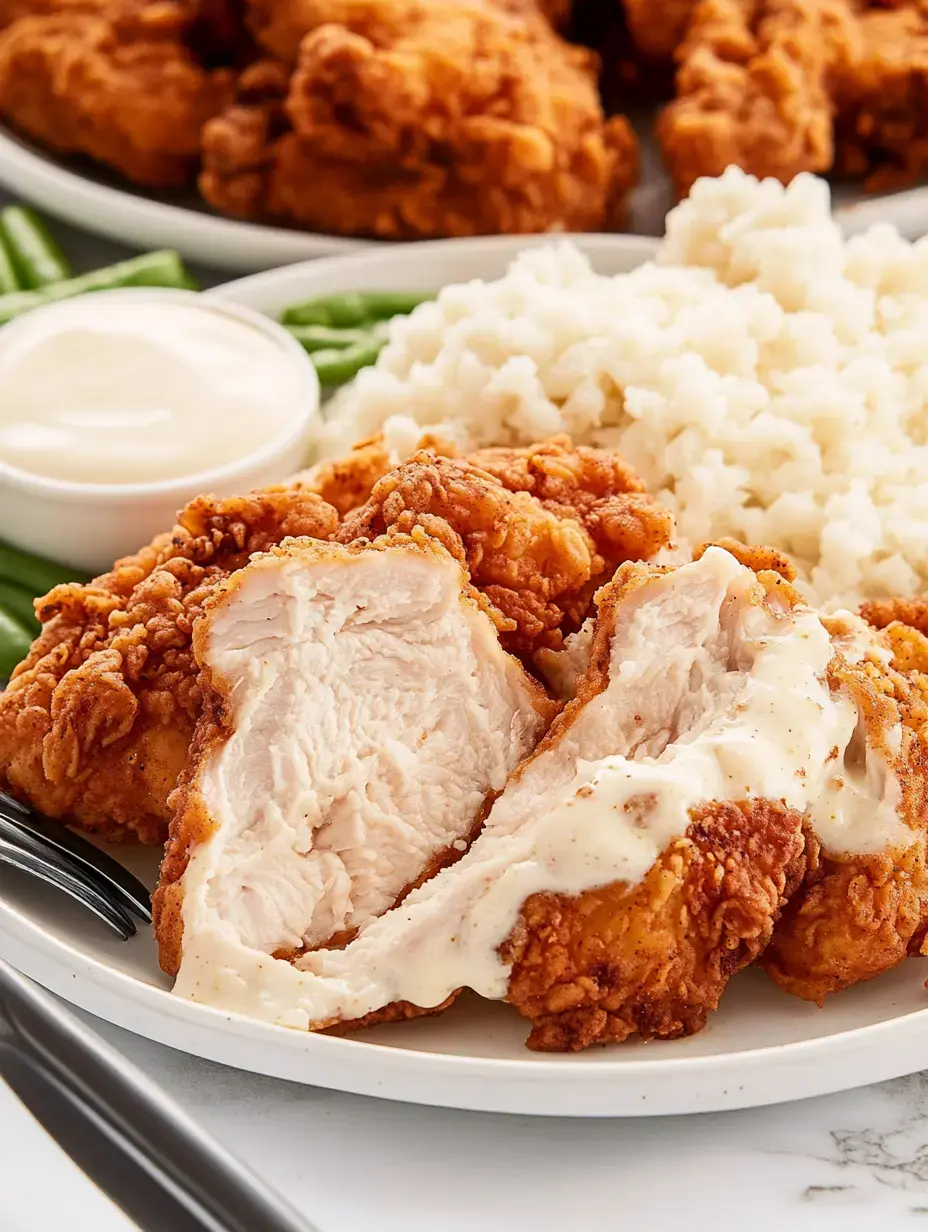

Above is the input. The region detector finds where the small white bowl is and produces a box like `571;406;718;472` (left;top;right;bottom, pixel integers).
0;288;321;574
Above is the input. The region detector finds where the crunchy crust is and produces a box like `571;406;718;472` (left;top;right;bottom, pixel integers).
337;439;674;660
154;526;558;1004
292;435;396;517
862;596;928;639
506;799;807;1050
694;536;797;583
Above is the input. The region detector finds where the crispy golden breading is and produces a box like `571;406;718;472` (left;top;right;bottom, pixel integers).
694;536;798;581
761;615;928;1004
337;440;673;658
201;0;637;238
470;437;675;584
658;0;857;196
507;800;807;1049
501;558;809;1049
862;595;928;639
294;436;399;518
0;1;235;186
0;491;339;842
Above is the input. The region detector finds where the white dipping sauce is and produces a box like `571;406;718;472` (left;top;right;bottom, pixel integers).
0;297;303;484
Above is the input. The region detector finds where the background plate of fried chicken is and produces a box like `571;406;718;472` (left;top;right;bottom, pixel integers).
3;234;928;1118
0;0;926;270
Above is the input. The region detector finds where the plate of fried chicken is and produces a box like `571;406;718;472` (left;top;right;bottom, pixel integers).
0;0;926;272
3;232;928;1118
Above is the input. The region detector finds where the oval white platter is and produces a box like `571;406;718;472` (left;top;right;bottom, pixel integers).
0;125;367;272
1;121;925;275
4;232;928;1119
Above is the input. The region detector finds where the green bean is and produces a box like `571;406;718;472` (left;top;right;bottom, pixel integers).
0;582;40;634
357;291;434;320
0;231;22;295
0;606;33;677
311;337;385;386
0;541;88;596
281;291;432;329
0;250;192;324
282;292;370;329
286;324;374;353
1;206;72;289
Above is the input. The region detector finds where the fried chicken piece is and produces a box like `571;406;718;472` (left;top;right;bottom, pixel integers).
0;1;236;186
201;0;637;238
159;544;846;1046
155;529;557;988
658;0;857;196
831;2;928;191
761;610;928;1003
336;439;673;659
499;547;822;1048
0;490;339;843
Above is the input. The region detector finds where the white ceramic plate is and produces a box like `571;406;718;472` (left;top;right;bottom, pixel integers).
4;232;928;1119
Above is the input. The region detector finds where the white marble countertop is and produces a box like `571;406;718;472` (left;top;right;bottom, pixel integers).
4;198;928;1232
8;1007;928;1232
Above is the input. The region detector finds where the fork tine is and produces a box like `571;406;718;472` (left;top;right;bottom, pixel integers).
0;793;152;923
0;814;144;925
0;834;135;940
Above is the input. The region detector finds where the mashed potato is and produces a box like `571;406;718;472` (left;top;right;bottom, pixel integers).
323;167;928;609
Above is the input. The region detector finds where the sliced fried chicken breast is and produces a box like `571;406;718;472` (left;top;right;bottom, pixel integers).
542;545;928;1012
0;490;339;842
154;529;557;976
159;546;882;1049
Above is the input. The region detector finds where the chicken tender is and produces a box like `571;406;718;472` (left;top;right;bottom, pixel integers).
658;0;857;196
0;1;235;186
0;490;339;843
337;440;673;659
201;0;637;239
155;529;557;978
